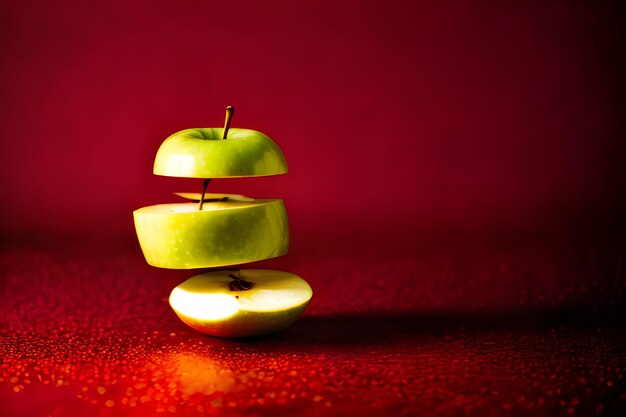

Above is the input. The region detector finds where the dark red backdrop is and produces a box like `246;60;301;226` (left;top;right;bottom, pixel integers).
1;0;625;314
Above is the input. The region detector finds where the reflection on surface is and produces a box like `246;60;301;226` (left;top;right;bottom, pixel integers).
1;317;625;417
0;241;625;416
172;353;237;398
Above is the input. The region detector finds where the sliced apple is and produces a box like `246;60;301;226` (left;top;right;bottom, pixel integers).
153;128;288;178
133;199;288;269
169;269;313;337
173;192;254;202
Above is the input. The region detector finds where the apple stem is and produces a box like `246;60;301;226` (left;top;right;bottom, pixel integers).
222;105;235;139
197;105;234;210
198;178;211;211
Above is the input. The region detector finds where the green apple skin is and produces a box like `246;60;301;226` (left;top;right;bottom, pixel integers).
153;128;288;178
169;269;312;338
133;199;289;269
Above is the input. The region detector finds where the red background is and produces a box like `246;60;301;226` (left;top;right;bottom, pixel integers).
1;0;624;236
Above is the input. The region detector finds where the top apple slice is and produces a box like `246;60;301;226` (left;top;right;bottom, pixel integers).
153;128;288;178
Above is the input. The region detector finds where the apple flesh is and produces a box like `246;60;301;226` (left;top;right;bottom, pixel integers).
173;192;254;202
153;128;288;178
133;199;288;269
169;269;312;337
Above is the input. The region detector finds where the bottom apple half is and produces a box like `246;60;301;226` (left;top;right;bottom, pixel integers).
169;269;313;338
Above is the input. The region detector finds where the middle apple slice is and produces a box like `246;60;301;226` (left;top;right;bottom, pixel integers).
133;197;288;269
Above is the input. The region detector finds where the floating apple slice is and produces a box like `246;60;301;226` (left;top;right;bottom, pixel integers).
169;269;313;337
173;192;254;202
153;128;288;178
133;199;289;269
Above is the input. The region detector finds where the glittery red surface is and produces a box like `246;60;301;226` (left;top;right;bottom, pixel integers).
1;233;624;417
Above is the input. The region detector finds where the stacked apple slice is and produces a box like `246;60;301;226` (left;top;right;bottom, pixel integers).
133;107;312;338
